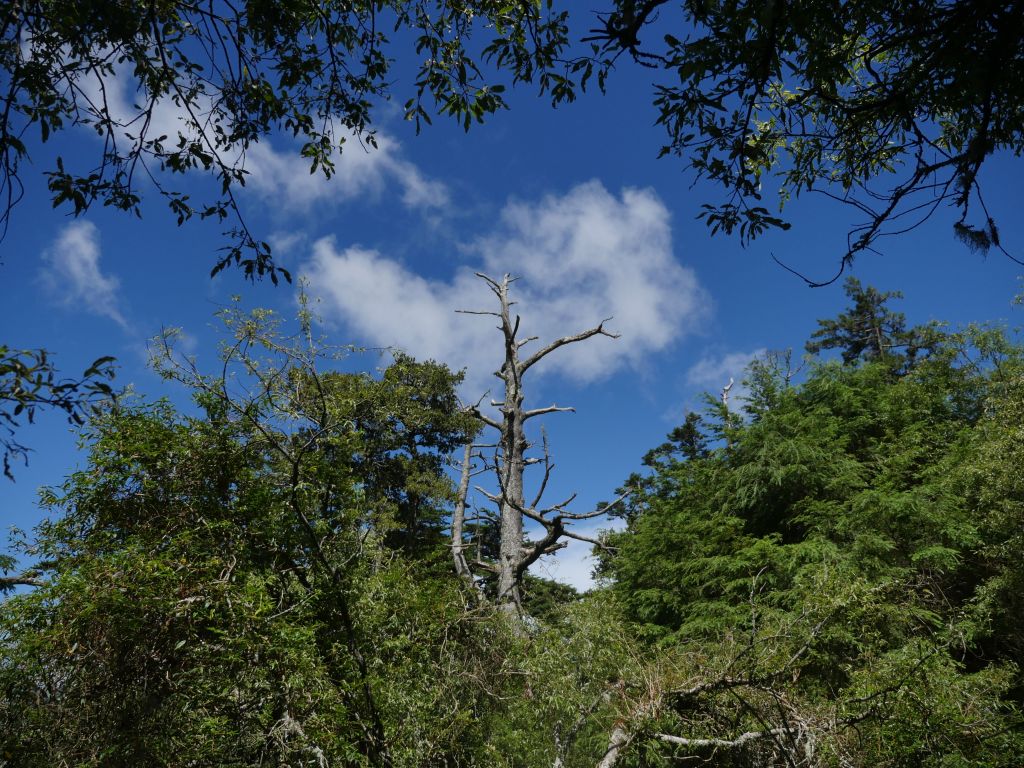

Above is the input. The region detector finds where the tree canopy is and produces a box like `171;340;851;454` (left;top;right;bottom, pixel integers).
3;0;1022;280
0;0;566;280
3;285;1023;766
583;0;1024;277
599;285;1024;764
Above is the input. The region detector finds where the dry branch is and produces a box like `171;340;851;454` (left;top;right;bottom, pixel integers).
456;273;620;615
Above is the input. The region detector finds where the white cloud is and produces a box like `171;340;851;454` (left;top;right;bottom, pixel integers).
266;230;309;264
75;67;446;215
532;517;625;591
685;348;767;404
40;222;127;328
303;180;710;397
73;60;196;158
243;132;449;213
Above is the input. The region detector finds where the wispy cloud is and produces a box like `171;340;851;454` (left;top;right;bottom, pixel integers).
40;222;127;328
303;180;710;397
685;348;767;404
75;67;447;215
243;132;449;213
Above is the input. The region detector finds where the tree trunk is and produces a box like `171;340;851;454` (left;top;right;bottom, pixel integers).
497;365;526;613
458;273;620;616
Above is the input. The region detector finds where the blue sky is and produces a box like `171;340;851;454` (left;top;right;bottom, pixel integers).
3;39;1022;589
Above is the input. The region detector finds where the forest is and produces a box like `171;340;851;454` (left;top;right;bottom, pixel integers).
2;0;1024;764
1;277;1022;766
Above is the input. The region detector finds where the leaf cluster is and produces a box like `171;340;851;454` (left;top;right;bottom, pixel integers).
0;345;116;479
601;286;1024;764
0;0;573;278
587;0;1024;274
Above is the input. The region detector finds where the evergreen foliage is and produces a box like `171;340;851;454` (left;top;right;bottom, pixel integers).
2;290;1023;766
602;287;1024;764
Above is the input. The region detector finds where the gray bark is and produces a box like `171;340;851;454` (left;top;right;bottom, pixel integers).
595;725;630;768
655;728;791;750
0;574;43;589
451;441;476;587
451;441;495;604
460;273;620;616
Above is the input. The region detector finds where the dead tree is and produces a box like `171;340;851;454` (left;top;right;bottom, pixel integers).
451;441;477;588
455;273;625;615
450;440;497;602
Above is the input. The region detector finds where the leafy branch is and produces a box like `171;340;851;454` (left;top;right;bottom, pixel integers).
0;346;116;479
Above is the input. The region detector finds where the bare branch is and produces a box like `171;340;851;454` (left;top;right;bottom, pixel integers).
474;485;503;505
524;404;576;420
655;728;792;750
530;429;554;509
468;405;502;432
563;489;631;520
516;517;567;577
670;677;756;701
514;502;551;526
540;491;578;515
522;540;568;557
520;319;620;375
560;528;617;553
557;507;609;521
473;272;504;294
0;574;44;589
